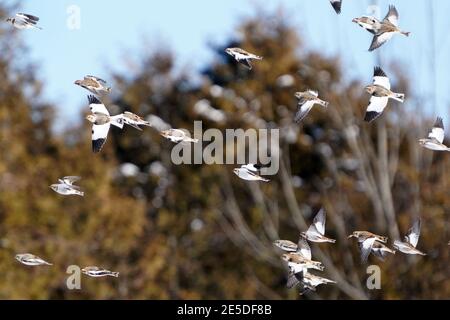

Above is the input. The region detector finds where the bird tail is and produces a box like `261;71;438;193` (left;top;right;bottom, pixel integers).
401;31;411;37
112;272;119;277
260;177;270;183
391;93;405;103
76;191;85;197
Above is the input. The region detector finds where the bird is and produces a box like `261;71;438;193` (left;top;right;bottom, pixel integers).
281;252;324;273
160;129;198;143
6;13;42;30
301;208;336;243
50;176;84;196
287;270;336;295
419;117;450;152
273;239;298;252
233;165;270;182
74;75;111;96
369;5;410;52
85;95;124;153
348;231;388;263
394;219;426;256
15;253;52;266
364;66;405;123
352;16;381;34
225;47;263;70
81;266;119;278
294;90;329;123
329;0;342;14
370;242;396;261
121;111;151;130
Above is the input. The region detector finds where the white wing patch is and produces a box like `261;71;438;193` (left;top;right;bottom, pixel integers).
428;127;444;144
297;238;312;260
360;237;376;262
312;209;326;236
367;96;388;114
373;75;391;90
88;95;109;116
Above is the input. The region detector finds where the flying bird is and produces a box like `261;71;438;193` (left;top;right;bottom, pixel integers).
121;112;151;130
348;231;388;263
15;253;52;266
287;270;336;295
364;67;405;123
82;266;119;278
301;208;336;243
282;252;324;273
225;47;263;70
352;16;381;34
233;164;270;182
75;75;111;96
369;5;410;51
6;13;42;30
85;95;124;153
160;128;198;143
394;219;426;256
273;239;299;252
50;176;84;196
419;117;450;152
294;90;329;123
329;0;342;14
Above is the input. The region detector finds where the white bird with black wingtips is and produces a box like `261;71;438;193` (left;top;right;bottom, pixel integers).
364;66;405;123
85;95;124;153
6;13;42;30
419;117;450;152
50;176;84;196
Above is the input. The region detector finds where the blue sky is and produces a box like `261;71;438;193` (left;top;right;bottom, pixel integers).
6;0;450;125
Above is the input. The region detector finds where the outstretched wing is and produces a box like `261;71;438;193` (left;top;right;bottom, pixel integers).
296;238;312;260
86;75;107;85
88;95;109;116
428;117;445;144
383;5;399;26
373;67;391;90
359;237;376;263
92;123;110;153
364;96;388;123
329;0;342;14
369;32;394;52
16;13;39;24
294;99;315;123
238;59;252;70
405;219;421;248
62;176;81;185
312;208;326;236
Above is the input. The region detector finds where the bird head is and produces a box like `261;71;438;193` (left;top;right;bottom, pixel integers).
160;130;170;138
281;254;291;262
49;184;58;192
232;168;240;176
85;114;96;123
225;48;233;56
273;240;282;248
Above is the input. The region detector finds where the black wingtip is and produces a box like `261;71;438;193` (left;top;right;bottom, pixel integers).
364;111;380;123
92;139;106;153
434;117;444;129
88;95;101;105
331;1;342;14
373;66;387;78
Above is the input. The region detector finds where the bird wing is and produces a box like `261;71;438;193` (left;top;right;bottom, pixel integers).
62;176;81;185
86;75;107;85
373;67;391;90
296;238;312;260
405;219;421;248
238;59;253;70
88;95;109;116
369;32;394;52
364;96;388;123
294;100;315;123
312;208;326;236
383;5;399;26
92;123;110;153
428;117;445;144
16;13;39;24
359;237;376;263
329;0;342;14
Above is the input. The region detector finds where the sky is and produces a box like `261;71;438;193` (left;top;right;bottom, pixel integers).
5;0;450;126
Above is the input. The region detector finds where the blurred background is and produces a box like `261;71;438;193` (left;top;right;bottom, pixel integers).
0;0;449;299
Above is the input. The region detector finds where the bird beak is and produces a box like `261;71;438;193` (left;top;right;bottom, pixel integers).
352;18;358;23
348;234;354;239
